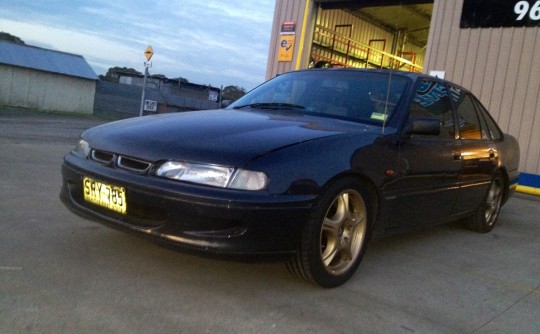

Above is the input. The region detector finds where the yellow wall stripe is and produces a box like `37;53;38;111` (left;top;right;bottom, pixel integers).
295;0;312;70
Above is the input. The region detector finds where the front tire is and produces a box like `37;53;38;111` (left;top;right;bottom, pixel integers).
466;173;504;233
288;178;371;288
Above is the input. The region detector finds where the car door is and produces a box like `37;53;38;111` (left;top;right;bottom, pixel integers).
449;87;498;213
383;79;462;227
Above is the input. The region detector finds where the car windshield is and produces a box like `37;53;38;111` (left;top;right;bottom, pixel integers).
231;70;409;124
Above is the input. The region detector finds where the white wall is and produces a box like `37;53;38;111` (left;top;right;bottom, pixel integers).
0;65;96;114
425;0;540;175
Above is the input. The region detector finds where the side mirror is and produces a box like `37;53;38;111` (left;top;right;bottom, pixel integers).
403;117;441;137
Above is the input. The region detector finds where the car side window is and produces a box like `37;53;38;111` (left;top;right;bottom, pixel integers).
450;87;485;140
409;79;455;138
473;98;503;140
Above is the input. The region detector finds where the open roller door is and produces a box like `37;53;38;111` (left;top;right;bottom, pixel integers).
310;0;433;72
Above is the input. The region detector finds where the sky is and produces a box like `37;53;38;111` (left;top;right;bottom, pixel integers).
0;0;276;90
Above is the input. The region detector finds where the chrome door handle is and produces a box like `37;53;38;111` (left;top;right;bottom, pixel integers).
489;149;496;160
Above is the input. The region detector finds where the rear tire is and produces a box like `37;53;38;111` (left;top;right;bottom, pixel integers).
465;173;504;233
287;178;371;288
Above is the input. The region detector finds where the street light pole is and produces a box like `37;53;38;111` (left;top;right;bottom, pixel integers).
139;45;154;117
139;62;150;117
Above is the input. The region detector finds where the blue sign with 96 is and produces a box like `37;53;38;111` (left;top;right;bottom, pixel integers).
461;0;540;28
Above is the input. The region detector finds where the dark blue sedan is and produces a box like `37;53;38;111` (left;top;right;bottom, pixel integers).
60;69;520;287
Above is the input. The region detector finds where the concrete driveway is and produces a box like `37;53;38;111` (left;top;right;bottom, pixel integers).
1;108;539;333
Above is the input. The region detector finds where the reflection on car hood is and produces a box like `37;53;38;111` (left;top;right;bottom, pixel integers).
83;109;376;165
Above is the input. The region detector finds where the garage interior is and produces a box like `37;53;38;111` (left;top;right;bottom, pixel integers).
311;0;433;72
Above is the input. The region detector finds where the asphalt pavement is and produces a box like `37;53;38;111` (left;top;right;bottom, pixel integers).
1;108;539;333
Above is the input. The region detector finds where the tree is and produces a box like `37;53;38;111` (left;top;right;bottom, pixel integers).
99;67;142;83
150;74;168;80
144;74;190;84
0;32;25;44
222;85;246;101
173;77;190;84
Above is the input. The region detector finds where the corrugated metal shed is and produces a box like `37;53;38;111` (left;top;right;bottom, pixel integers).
145;90;219;111
425;0;540;177
0;40;97;80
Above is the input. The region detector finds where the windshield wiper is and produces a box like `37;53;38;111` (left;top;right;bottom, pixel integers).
233;102;305;110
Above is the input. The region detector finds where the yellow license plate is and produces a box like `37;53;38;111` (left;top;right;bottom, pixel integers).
83;177;127;214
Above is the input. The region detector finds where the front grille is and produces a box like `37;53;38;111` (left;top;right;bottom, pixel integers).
118;156;152;173
90;149;153;174
91;150;114;164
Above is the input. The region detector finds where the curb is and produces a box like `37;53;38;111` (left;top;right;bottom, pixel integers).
516;185;540;197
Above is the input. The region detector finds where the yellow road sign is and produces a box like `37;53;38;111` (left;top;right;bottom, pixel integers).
144;45;154;61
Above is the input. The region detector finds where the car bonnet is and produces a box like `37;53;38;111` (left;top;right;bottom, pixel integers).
81;109;372;166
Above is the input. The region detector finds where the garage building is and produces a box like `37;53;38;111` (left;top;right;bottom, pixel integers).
266;0;540;191
0;40;98;114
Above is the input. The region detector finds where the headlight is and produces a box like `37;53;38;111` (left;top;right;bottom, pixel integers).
155;161;234;188
155;161;268;191
72;139;90;158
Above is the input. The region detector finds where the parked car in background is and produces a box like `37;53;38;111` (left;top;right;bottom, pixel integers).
60;69;520;287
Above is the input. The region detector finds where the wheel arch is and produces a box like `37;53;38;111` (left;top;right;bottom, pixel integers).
496;166;511;204
319;171;381;233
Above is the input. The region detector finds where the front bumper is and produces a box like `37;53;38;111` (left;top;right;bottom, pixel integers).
60;154;316;256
